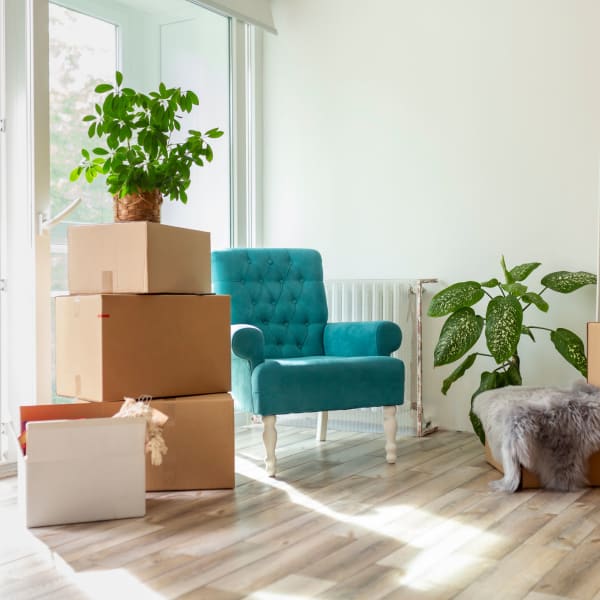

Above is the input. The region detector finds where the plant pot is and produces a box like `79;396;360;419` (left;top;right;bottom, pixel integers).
113;190;163;223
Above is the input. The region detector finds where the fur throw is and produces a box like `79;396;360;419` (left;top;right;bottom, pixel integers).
473;381;600;492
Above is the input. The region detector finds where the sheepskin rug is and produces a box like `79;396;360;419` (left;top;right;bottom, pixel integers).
472;381;600;492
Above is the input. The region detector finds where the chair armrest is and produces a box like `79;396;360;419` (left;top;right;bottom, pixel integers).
231;324;265;369
323;321;402;356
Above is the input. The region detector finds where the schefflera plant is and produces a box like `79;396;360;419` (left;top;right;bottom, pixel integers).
427;257;597;443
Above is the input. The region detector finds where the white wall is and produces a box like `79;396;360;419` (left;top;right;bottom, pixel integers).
261;0;600;431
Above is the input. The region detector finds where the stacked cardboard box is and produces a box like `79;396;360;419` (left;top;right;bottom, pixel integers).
21;223;235;516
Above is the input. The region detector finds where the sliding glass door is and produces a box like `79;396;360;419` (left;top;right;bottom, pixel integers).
48;0;232;400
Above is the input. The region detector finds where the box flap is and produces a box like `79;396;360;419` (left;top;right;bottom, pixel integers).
26;417;146;462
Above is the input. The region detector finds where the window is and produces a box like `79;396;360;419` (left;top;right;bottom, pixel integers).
49;3;118;292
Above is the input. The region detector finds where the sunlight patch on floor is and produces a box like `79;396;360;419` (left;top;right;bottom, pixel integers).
236;455;502;592
53;555;163;600
246;592;327;600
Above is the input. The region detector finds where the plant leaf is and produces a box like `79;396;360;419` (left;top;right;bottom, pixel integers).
509;262;541;282
501;282;527;297
521;292;549;312
206;127;224;138
469;370;500;444
69;167;82;182
501;255;514;284
115;71;123;86
506;363;522;385
550;328;587;376
480;278;499;288
441;353;477;395
541;271;597;293
433;308;484;367
95;83;113;93
469;410;486;445
485;295;523;363
427;282;484;317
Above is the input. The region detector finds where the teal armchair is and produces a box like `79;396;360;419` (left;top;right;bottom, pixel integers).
211;248;405;476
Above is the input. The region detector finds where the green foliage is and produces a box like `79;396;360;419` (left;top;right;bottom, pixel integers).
427;282;485;317
427;257;597;442
485;295;522;362
433;308;484;367
70;71;224;203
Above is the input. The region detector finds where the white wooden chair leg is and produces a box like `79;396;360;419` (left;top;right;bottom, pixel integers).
262;415;277;476
383;405;397;464
316;411;328;442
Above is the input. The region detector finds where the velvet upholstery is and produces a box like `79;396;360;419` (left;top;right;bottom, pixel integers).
212;248;405;417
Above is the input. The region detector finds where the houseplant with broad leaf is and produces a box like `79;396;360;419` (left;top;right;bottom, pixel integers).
428;257;596;443
70;71;224;222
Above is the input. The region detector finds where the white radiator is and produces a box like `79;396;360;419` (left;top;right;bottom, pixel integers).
278;278;437;437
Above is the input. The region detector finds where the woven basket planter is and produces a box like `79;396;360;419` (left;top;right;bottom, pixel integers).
113;190;163;223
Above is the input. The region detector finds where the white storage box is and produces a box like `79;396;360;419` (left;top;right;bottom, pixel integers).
16;416;147;527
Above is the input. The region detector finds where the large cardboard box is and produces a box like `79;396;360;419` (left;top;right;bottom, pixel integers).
68;222;211;294
17;408;146;527
20;394;235;492
587;322;600;387
484;441;600;489
145;394;235;491
56;294;231;401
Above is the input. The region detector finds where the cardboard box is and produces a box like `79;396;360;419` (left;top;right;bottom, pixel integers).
68;222;211;294
56;294;231;401
587;322;600;387
484;441;600;489
20;393;235;492
145;394;235;491
16;409;146;527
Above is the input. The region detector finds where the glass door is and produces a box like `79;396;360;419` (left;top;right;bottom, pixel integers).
49;3;118;294
48;0;232;401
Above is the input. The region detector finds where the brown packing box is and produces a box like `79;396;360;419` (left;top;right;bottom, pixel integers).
484;441;600;489
145;395;235;491
587;322;600;387
20;393;235;491
56;294;231;401
68;222;211;294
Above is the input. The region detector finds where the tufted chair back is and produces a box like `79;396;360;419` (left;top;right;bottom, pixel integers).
211;248;329;358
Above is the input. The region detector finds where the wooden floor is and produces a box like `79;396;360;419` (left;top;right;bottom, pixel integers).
2;426;600;600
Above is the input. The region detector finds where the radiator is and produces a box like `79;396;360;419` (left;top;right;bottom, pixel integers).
278;278;437;437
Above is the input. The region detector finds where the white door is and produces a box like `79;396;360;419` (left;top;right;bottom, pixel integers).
2;0;50;462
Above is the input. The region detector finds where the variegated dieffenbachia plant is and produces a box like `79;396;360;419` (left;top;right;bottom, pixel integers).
427;257;597;444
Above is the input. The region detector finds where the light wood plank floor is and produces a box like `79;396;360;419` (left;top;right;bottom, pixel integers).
3;426;600;600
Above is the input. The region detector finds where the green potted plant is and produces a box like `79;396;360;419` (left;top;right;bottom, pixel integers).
70;71;224;223
427;257;597;443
